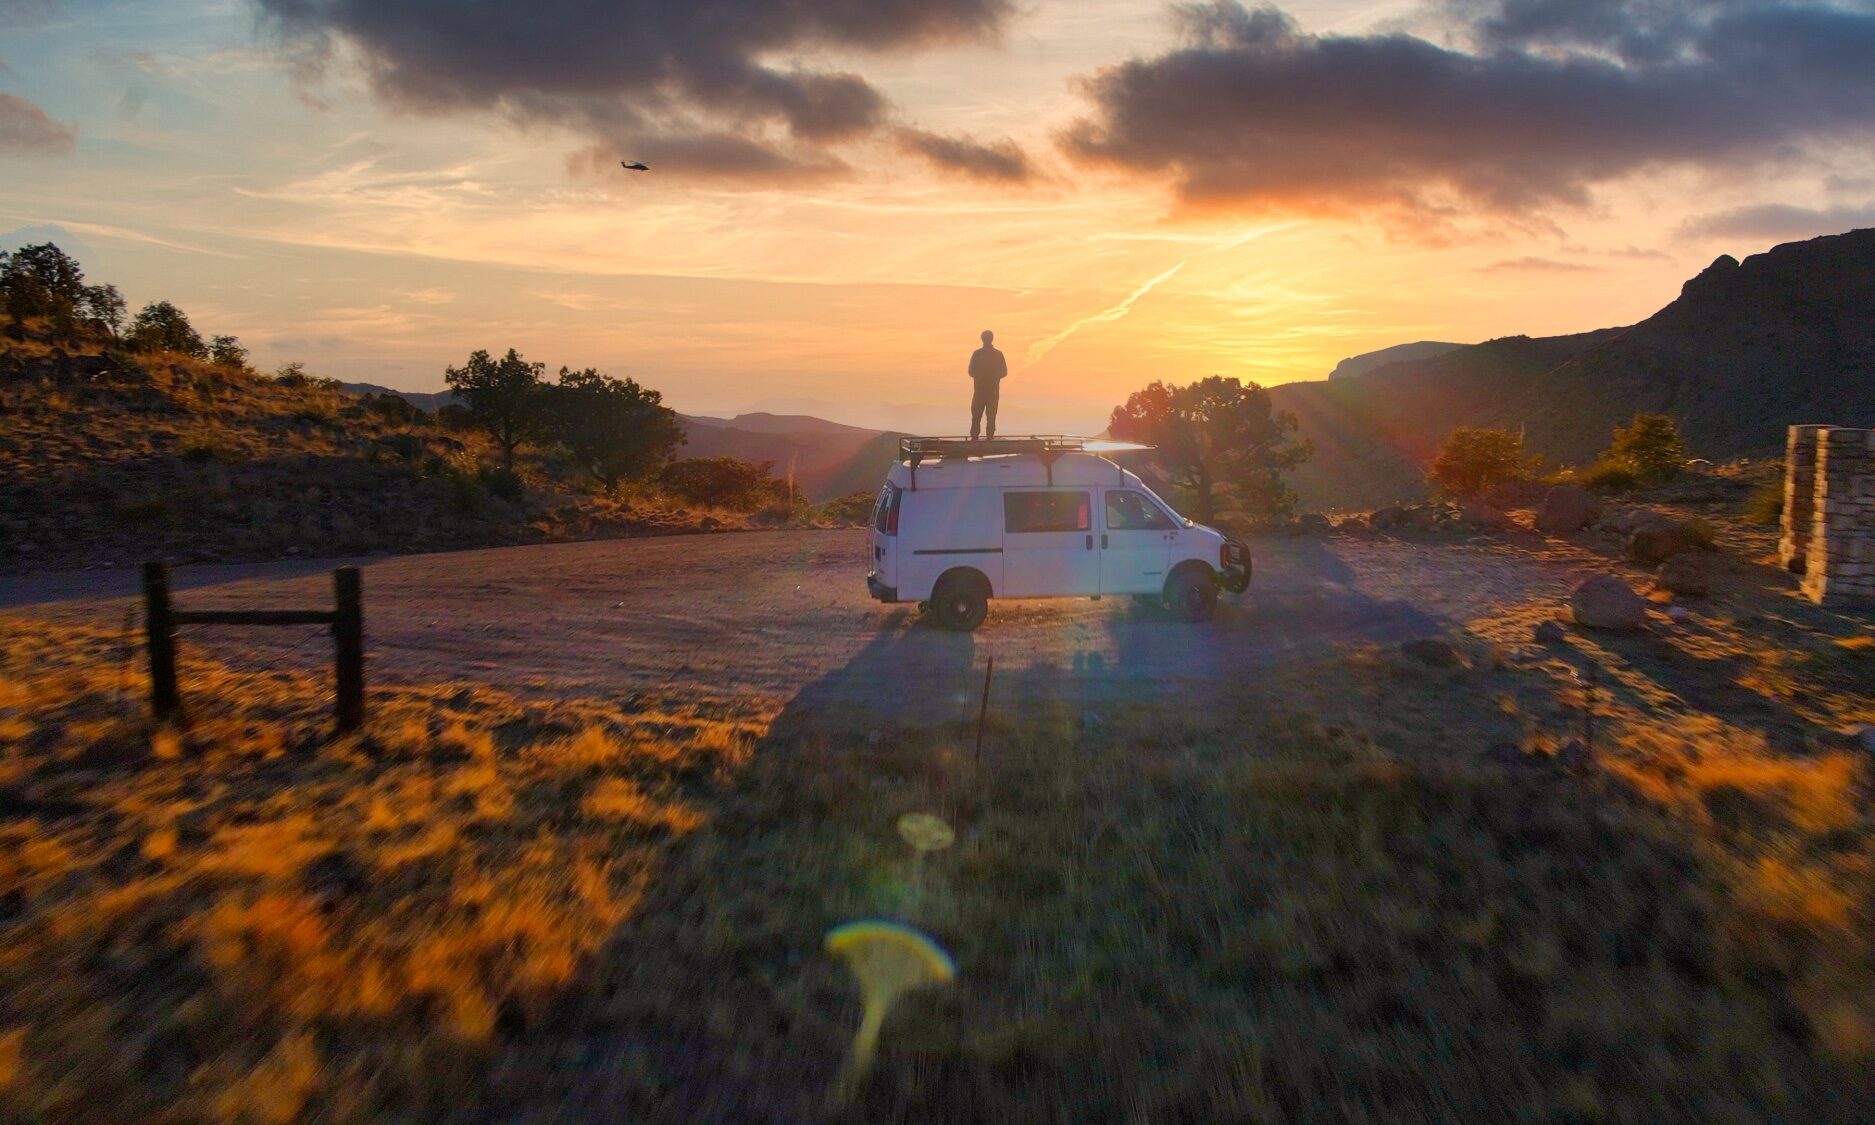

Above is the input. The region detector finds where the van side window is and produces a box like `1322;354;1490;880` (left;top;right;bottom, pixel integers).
1004;491;1091;533
1105;490;1175;531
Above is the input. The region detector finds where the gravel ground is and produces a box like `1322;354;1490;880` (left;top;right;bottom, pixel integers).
0;529;1597;722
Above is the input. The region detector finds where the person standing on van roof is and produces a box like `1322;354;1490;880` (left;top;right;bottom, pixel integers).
967;329;1007;441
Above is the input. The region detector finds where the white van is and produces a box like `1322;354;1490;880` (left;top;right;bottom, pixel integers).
866;436;1251;631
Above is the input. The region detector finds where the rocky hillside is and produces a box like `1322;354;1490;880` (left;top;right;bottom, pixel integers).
1274;228;1875;509
0;342;855;573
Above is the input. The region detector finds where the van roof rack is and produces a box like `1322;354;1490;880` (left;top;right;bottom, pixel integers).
896;435;1151;488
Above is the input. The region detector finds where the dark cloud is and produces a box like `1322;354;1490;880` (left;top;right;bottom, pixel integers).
1062;1;1875;218
256;0;1010;173
1679;201;1875;239
896;128;1032;182
0;92;74;154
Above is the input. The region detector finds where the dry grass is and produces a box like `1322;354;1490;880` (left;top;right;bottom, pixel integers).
2;584;1872;1120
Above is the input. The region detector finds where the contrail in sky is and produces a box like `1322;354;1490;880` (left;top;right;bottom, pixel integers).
1018;222;1298;371
1021;261;1188;370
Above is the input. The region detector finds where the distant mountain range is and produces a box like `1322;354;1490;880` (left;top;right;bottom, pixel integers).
338;385;898;502
1271;227;1875;509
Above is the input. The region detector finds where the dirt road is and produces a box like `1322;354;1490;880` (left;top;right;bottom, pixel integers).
0;529;1598;722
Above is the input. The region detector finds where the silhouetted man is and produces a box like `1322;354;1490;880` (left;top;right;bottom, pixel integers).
967;329;1007;440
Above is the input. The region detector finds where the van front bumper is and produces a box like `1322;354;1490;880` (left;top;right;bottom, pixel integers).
866;572;898;603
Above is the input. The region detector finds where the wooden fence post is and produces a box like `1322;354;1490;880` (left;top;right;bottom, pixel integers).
142;561;181;724
333;566;364;733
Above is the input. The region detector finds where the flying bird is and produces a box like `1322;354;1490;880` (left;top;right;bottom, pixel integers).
620;160;649;171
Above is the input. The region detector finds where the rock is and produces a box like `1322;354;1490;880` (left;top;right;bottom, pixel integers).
1534;620;1567;644
1849;725;1875;754
1460;503;1516;531
1655;553;1716;597
1402;504;1440;531
1296;513;1332;535
1666;605;1690;622
1602;508;1672;536
1571;575;1648;630
1627;519;1714;566
1536;485;1602;533
1369;505;1405;531
1401;637;1465;668
699;516;722;531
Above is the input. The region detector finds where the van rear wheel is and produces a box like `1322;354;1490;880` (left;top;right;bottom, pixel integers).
930;574;989;632
1165;568;1217;623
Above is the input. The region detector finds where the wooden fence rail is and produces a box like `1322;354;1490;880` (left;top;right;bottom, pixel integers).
142;561;365;733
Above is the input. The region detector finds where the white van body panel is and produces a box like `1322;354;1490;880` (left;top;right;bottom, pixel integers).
866;451;1243;605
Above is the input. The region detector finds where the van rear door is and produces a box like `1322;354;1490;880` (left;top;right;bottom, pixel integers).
868;482;901;596
1001;489;1099;597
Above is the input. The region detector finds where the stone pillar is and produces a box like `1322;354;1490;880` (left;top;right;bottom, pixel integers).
1802;427;1875;606
1779;424;1830;572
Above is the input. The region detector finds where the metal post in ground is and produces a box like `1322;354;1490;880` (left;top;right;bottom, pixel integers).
142;561;181;725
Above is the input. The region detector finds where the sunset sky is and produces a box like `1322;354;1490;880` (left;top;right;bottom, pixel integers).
5;0;1874;432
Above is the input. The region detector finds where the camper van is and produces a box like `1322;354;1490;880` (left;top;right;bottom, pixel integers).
866;436;1251;631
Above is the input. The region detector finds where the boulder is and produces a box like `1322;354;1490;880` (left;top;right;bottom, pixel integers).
1368;506;1405;531
1401;637;1465;668
1571;575;1648;630
1296;513;1332;535
1536;486;1602;533
1460;503;1516;531
1602;507;1672;536
1533;620;1567;644
1655;553;1717;597
1402;504;1441;531
1627;519;1714;565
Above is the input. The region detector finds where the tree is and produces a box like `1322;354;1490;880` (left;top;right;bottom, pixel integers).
209;334;250;370
1107;375;1311;524
546;367;683;491
444;348;546;469
1605;413;1687;482
0;242;89;337
1429;427;1536;499
80;283;125;339
127;300;207;357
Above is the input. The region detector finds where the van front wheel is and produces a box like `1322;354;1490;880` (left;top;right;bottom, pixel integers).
930;574;989;632
1165;568;1218;623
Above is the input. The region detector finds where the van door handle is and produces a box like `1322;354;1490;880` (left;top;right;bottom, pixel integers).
1085;535;1093;550
1101;534;1108;549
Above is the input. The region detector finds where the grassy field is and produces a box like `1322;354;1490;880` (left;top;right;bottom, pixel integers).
2;562;1872;1123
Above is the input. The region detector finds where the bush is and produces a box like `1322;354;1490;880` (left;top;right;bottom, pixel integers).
816;492;876;525
1582;460;1641;492
1605;413;1687;483
1743;480;1784;526
476;465;525;502
177;433;233;463
1428;427;1536;499
127;300;207;358
659;457;786;510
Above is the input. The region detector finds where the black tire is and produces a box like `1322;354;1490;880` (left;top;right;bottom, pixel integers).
1164;567;1218;623
930;573;989;632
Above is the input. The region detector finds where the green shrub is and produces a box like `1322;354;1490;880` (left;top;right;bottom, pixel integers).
1428;427;1536;498
659;457;787;510
816;492;876;525
1605;413;1688;482
476;465;525;502
1743;480;1784;526
1582;460;1641;492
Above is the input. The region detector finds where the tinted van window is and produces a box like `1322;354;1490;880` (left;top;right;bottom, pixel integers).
1004;491;1091;533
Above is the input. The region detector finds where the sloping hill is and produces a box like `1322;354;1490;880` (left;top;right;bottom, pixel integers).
1328;340;1465;381
1272;228;1875;509
671;416;894;501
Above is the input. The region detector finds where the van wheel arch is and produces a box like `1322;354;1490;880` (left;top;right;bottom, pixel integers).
1163;561;1219;623
928;568;992;631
